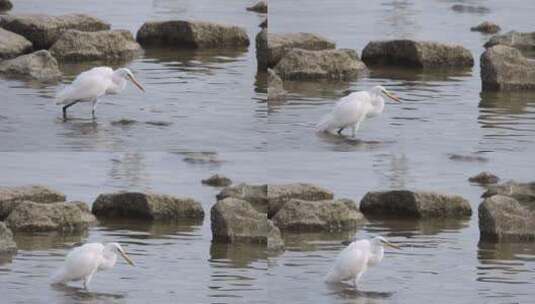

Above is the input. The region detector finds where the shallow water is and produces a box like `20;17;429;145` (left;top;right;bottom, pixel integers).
1;0;535;303
0;0;267;151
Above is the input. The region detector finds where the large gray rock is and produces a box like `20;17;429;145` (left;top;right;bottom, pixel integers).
6;201;96;232
211;198;281;246
484;31;535;52
362;40;474;68
471;21;501;34
0;28;32;60
0;14;110;49
0;185;66;220
482;181;535;202
274;48;368;80
267;183;334;218
267;222;284;252
360;190;472;218
0;50;62;81
50;29;142;62
272;198;366;232
481;45;535;91
217;183;267;214
246;1;267;13
0;222;16;254
479;195;535;241
264;32;336;69
92;192;204;221
136;20;249;48
267;68;286;100
0;0;12;11
256;29;268;71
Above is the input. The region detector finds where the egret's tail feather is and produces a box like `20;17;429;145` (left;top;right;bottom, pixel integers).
316;113;335;133
50;267;67;285
55;87;74;105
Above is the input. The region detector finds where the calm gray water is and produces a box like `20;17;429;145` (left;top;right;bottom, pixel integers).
0;0;267;151
1;0;535;303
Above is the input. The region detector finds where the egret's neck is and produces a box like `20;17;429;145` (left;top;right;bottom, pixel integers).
367;243;384;266
369;93;385;116
99;246;118;270
109;72;127;93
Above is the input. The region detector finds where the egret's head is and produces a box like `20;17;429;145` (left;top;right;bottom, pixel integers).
373;85;400;102
115;68;145;92
373;236;401;250
107;242;136;266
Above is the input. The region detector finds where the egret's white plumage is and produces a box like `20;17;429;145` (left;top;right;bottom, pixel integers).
56;67;145;119
316;86;400;137
325;236;400;288
51;242;135;290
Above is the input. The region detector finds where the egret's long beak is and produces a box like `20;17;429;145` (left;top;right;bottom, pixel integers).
119;250;136;266
128;75;145;92
384;91;401;102
384;241;401;250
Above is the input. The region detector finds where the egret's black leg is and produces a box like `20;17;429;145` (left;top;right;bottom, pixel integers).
337;127;345;135
62;101;79;119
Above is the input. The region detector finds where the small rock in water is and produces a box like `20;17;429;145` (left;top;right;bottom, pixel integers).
182;152;223;165
471;21;501;34
92;192;204;220
259;19;267;29
211;197;280;246
0;185;66;220
484;31;535;51
479;194;535;242
274;48;367;81
272;198;367;232
136;20;249;49
469;172;500;184
360;190;472;218
111;118;138;126
0;222;17;254
145;120;173;127
0;50;62;81
481;45;535;91
451;4;490;14
246;1;267;13
263;32;336;69
49;29;142;62
0;0;13;11
362;40;474;68
0;28;32;60
202;174;232;187
0;14;110;49
5;201;96;232
448;153;489;162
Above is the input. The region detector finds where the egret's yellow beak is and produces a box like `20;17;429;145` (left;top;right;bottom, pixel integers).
119;250;136;266
384;241;401;250
384;90;401;102
128;75;145;93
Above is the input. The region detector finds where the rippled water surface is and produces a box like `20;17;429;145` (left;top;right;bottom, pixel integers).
2;0;535;303
1;0;267;151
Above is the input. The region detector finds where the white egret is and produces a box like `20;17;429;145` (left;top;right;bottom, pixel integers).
51;242;135;290
325;236;400;288
316;86;400;137
56;67;145;119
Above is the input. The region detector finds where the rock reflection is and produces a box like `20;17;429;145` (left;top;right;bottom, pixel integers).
96;218;203;239
364;218;469;238
209;242;267;267
13;231;88;251
476;241;535;285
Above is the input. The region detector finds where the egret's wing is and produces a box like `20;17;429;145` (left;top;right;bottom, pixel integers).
325;240;369;282
56;67;113;105
51;243;103;283
319;92;370;131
